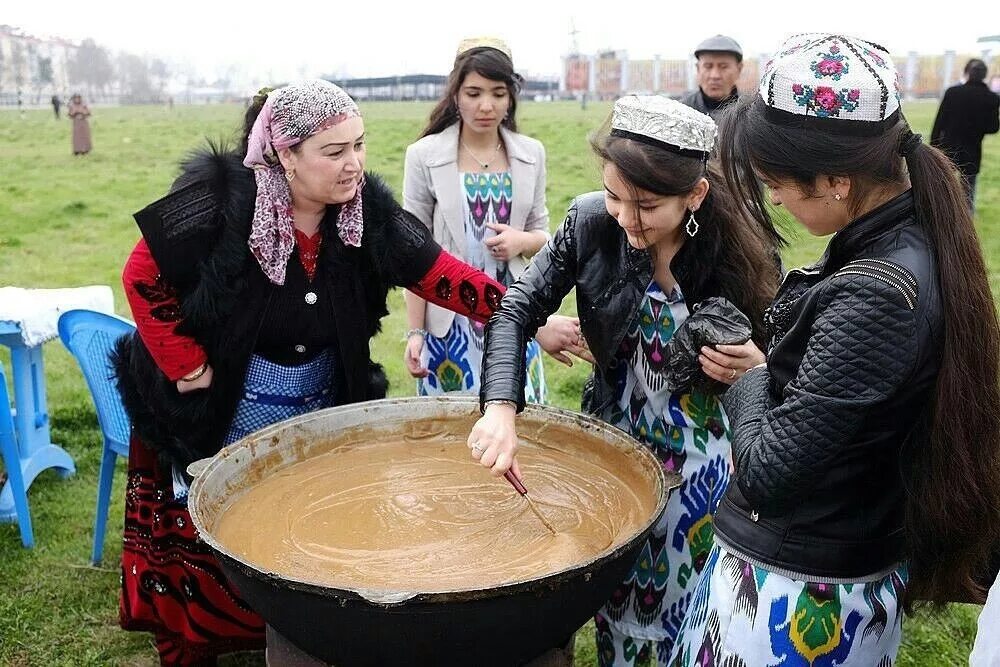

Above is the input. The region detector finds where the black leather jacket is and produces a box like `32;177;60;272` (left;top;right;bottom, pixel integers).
716;191;943;578
480;191;766;414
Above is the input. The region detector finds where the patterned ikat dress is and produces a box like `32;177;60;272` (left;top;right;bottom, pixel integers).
668;543;907;667
418;171;546;402
594;281;731;666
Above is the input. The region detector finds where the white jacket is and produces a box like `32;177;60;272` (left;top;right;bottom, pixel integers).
402;123;549;337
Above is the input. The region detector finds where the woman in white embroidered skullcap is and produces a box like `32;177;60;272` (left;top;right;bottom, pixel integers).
469;95;782;664
668;34;1000;665
114;79;578;664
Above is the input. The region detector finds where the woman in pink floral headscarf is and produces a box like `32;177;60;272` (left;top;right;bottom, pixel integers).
114;80;581;665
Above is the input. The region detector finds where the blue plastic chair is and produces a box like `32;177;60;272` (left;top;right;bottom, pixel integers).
1;362;34;547
58;309;135;564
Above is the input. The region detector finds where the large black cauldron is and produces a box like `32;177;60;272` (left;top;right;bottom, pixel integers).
188;397;677;666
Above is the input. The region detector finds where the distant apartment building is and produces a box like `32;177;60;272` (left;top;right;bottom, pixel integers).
0;25;77;105
560;49;1000;100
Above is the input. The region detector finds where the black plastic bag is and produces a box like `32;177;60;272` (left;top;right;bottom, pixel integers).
663;297;752;394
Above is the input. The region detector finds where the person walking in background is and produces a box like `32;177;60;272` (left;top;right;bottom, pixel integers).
931;58;1000;211
67;94;92;155
679;35;743;120
402;37;561;401
51;94;62;120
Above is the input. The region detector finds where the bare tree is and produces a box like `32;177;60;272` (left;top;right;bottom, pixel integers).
34;56;53;100
150;58;169;95
117;53;153;102
11;41;26;92
68;38;113;95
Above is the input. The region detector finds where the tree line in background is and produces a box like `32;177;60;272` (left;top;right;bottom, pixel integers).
68;39;170;102
0;29;173;105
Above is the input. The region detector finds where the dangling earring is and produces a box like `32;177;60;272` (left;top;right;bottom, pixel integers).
285;170;295;182
685;210;699;237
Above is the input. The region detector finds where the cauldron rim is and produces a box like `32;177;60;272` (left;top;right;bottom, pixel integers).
189;396;676;606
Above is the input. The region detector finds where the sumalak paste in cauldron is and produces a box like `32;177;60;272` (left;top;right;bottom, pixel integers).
213;418;657;593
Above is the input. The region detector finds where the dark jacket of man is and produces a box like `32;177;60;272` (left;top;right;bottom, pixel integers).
679;88;739;120
931;80;999;175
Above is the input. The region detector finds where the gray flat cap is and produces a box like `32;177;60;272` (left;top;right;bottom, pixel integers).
694;35;743;61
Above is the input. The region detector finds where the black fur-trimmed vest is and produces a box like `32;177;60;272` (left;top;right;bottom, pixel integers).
113;145;438;471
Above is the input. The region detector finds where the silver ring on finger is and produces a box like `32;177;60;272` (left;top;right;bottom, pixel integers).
729;368;737;380
471;441;485;454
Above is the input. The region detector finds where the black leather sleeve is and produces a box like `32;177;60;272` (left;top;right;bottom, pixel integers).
723;273;919;515
480;207;581;412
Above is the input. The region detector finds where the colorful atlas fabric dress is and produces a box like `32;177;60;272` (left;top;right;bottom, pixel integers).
122;352;337;664
418;171;546;402
595;281;731;666
122;351;336;662
668;543;908;666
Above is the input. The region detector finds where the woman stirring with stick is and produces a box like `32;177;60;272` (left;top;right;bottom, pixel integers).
470;96;780;664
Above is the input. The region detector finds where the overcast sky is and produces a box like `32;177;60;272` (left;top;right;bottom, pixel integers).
7;0;998;85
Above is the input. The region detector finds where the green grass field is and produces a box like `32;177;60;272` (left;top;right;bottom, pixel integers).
0;99;996;665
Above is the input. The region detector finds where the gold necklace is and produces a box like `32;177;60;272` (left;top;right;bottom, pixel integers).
461;140;503;170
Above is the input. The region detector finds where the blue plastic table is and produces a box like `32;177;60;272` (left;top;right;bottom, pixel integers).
1;320;76;544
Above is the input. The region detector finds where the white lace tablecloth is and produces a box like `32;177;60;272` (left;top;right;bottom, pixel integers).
0;286;115;346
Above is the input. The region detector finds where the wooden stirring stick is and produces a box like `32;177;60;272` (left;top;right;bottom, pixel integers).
504;470;557;534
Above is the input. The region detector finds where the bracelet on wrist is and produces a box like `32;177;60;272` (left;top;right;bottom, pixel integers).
180;362;208;382
404;328;428;341
484;399;517;410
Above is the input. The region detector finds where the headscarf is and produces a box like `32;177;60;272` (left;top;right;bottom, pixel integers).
243;79;364;285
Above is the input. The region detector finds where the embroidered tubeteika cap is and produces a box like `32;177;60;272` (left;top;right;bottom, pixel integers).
456;37;513;62
694;35;743;62
759;33;900;135
610;95;716;158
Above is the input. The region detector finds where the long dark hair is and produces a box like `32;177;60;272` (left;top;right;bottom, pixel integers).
421;48;522;138
719;95;1000;607
590;120;782;346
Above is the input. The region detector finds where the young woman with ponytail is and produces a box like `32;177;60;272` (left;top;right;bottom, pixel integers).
668;34;1000;666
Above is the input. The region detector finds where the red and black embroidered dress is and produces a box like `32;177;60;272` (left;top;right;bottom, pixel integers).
116;149;506;665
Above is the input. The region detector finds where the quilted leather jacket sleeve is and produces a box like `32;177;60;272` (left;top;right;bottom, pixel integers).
480;208;580;412
723;273;919;515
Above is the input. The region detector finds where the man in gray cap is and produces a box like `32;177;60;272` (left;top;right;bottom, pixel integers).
679;34;743;119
